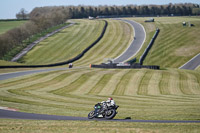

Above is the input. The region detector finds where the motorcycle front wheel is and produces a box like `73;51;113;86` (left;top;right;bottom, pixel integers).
88;111;95;119
105;109;116;119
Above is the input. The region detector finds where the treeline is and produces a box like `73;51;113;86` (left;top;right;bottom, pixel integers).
30;3;200;19
0;3;200;60
66;3;200;18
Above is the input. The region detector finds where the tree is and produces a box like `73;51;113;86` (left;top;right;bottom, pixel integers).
192;8;200;15
16;8;29;19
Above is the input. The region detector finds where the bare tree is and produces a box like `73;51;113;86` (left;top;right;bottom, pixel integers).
16;8;29;19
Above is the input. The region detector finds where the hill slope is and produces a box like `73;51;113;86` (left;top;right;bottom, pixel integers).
0;68;200;120
128;17;200;68
20;19;105;65
74;19;133;66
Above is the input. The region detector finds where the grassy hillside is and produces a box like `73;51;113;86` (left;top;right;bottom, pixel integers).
0;20;27;34
20;19;133;66
74;19;133;66
128;17;200;68
0;68;200;121
20;19;105;65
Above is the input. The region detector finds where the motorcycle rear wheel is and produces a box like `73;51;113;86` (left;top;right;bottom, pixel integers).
88;111;95;119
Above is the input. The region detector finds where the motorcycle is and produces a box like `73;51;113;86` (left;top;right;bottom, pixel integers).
88;102;119;119
68;63;73;68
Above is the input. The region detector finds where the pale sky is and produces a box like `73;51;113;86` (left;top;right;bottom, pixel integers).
0;0;199;19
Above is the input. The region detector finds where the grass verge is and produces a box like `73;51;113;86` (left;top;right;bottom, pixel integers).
0;119;200;133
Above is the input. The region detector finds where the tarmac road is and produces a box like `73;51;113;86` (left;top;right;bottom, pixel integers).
0;67;85;81
1;109;200;123
0;68;67;81
179;53;200;70
113;19;146;63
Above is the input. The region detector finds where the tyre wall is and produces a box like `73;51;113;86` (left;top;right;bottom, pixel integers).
139;28;160;65
91;64;160;70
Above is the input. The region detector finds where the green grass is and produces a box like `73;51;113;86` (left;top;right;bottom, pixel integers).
18;19;133;66
128;17;200;68
0;119;200;133
2;22;71;61
0;60;21;66
0;20;27;34
20;19;105;65
196;66;200;71
0;68;200;121
74;19;133;66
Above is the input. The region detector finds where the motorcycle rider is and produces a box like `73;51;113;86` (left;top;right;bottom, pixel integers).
100;97;116;112
88;97;119;119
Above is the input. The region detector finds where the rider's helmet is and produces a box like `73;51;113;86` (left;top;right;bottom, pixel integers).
108;97;113;101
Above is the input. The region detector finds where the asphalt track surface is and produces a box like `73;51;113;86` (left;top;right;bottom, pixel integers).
113;19;146;63
1;109;200;123
0;20;200;123
0;67;68;81
179;53;200;70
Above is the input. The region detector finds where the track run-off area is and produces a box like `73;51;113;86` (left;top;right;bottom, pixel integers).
0;18;200;124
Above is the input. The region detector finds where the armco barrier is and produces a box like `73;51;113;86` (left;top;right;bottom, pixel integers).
0;20;108;68
139;28;160;65
91;64;160;70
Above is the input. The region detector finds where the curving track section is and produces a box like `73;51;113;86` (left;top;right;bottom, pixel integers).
113;19;146;63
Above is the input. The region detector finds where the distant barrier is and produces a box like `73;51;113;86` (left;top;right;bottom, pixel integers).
91;64;160;70
139;28;160;65
0;20;108;68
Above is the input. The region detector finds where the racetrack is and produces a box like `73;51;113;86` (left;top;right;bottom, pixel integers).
1;109;200;123
113;19;146;63
0;19;200;124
